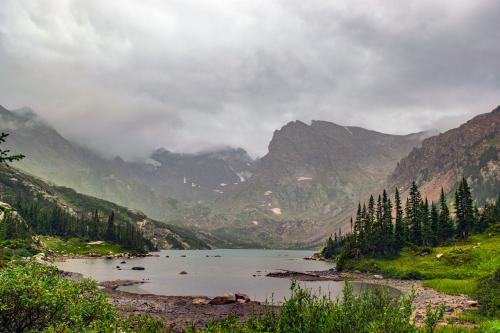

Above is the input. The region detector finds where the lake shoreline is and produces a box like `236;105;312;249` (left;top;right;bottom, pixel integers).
89;270;478;329
55;251;478;329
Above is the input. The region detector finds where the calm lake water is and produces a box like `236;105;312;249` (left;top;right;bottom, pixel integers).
55;249;378;302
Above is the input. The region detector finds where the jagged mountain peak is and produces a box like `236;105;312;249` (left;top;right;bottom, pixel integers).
219;120;430;244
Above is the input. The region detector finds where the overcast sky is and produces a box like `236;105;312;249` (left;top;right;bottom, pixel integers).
0;1;499;159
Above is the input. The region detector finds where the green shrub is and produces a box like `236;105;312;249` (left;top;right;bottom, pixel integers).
475;267;500;317
0;262;117;332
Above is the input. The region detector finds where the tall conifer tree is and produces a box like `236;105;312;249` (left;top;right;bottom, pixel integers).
438;188;453;242
430;203;439;246
394;188;405;250
408;181;423;245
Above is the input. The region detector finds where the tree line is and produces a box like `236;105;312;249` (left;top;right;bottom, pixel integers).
1;194;151;253
0;131;150;253
322;178;500;266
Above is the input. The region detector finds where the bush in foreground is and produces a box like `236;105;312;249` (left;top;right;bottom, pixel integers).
0;262;173;332
0;262;117;332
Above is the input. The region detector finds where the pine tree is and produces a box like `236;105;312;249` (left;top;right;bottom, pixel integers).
373;195;383;253
455;177;474;240
479;200;497;231
361;204;368;251
394;188;405;250
381;189;393;253
365;196;375;252
408;181;423;245
105;211;116;241
323;236;335;258
421;198;432;246
438;188;453;243
90;210;100;240
404;197;411;241
430;203;439;246
354;204;363;245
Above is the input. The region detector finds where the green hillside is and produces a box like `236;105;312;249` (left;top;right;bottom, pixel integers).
0;163;216;254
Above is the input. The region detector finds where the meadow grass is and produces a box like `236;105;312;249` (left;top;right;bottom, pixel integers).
423;279;478;295
38;235;125;255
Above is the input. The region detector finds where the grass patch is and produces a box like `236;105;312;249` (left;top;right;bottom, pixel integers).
423;279;478;295
479;320;500;333
435;326;477;333
38;236;125;255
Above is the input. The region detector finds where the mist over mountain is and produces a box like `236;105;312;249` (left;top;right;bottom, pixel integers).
0;105;255;220
2;103;498;247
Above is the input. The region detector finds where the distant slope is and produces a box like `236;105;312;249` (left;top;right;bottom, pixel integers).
114;147;254;202
0;163;216;249
388;106;500;204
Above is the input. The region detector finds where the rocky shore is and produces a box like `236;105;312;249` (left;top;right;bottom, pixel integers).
99;280;271;332
345;272;478;326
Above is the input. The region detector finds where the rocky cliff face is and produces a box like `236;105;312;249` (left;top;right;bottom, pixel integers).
388;106;500;204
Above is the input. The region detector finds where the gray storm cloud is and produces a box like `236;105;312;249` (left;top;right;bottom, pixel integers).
0;0;499;159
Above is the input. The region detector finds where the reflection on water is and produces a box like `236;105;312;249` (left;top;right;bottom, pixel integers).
55;249;390;302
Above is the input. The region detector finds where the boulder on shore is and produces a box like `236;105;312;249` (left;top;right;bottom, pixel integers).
235;293;251;303
209;293;236;305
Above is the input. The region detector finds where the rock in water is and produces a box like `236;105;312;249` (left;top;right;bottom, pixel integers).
132;266;145;271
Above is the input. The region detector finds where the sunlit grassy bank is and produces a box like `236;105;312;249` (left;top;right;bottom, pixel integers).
344;232;500;295
38;235;125;255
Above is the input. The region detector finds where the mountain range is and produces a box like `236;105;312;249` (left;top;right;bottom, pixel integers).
1;104;499;248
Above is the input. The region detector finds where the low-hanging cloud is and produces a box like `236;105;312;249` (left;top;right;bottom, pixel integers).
0;0;499;159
